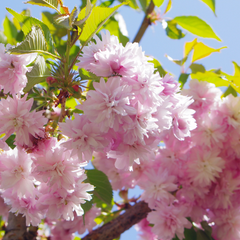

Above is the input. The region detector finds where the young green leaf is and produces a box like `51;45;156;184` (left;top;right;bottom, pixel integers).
179;73;189;89
189;63;206;73
3;16;18;45
164;0;172;14
174;16;221;41
224;85;237;97
149;58;167;77
8;26;47;55
184;38;197;58
200;0;216;16
139;0;151;11
7;8;55;53
190;71;229;87
5;135;16;149
165;20;185;40
25;0;59;13
86;169;113;205
153;0;164;8
0;30;7;44
191;42;226;62
233;61;240;76
78;3;125;44
24;55;51;92
103;16;129;45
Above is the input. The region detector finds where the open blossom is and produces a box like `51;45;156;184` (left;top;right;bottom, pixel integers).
0;148;34;197
147;203;191;240
79;77;136;133
171;94;197;140
0;43;36;94
140;168;178;208
33;145;84;191
188;147;225;187
59;114;109;162
38;178;94;221
77;31;150;78
0;95;47;148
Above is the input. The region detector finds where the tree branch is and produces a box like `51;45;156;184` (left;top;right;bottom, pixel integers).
133;0;155;43
82;201;151;240
3;213;26;240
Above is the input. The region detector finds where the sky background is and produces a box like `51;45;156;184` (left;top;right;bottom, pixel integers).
1;0;240;239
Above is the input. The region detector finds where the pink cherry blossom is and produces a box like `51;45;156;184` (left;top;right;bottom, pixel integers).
0;95;47;148
59;114;109;162
0;43;36;94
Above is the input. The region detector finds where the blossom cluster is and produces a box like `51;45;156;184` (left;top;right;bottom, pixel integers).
3;31;238;240
95;78;240;240
0;44;95;238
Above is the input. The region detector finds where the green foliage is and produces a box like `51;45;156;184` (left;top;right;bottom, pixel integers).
5;135;16;149
78;3;125;44
25;55;51;92
3;16;18;45
86;169;113;205
7;8;55;53
153;0;164;7
25;0;59;12
179;73;189;88
103;16;129;45
139;0;151;11
150;58;167;77
174;16;221;41
191;42;226;62
200;0;216;16
165;20;185;40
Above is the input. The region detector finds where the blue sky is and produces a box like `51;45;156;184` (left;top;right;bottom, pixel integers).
1;0;240;239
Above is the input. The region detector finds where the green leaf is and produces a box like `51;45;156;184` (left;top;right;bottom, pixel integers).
42;11;67;38
103;16;129;45
149;58;167;77
179;73;189;89
184;227;197;240
7;8;55;53
200;0;216;16
224;85;237;97
81;199;93;213
119;0;139;9
189;63;206;73
5;135;16;149
3;16;18;45
79;68;100;81
174;16;221;41
165;20;185;39
153;0;164;7
165;54;188;66
191;71;229;87
184;38;198;57
24;55;51;92
0;30;7;45
192;42;226;62
79;3;125;44
8;26;51;56
25;0;59;12
86;169;113;205
233;61;240;76
139;0;151;11
65;97;78;109
164;0;172;14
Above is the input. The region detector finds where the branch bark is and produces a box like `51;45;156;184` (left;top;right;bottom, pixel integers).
133;0;155;43
82;201;151;240
3;213;26;240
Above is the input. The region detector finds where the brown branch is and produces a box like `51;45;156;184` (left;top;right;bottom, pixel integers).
133;0;155;43
3;213;26;240
81;201;151;240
